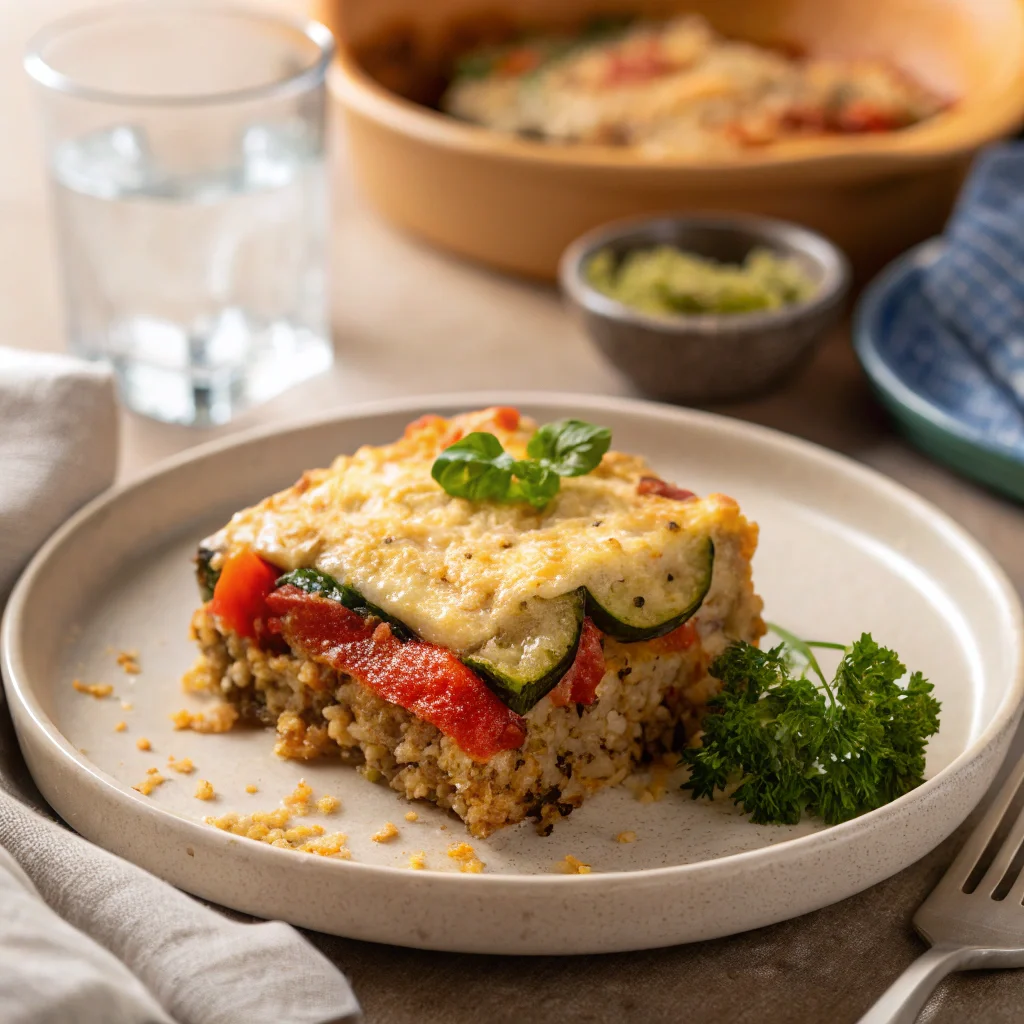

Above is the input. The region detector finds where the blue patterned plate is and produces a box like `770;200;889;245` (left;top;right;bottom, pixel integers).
854;238;1024;502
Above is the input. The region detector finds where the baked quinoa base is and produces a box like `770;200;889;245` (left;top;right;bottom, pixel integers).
186;493;762;838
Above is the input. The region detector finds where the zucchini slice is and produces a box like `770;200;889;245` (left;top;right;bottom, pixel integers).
584;536;714;642
464;589;586;716
276;567;415;640
195;544;222;602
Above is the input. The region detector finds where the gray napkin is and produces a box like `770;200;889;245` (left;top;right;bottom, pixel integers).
0;347;361;1024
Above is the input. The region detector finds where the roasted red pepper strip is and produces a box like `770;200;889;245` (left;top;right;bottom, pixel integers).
549;618;605;708
637;476;696;501
208;550;280;640
266;586;527;761
649;619;698;654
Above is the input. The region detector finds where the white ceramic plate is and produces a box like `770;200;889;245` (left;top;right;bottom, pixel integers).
3;393;1023;954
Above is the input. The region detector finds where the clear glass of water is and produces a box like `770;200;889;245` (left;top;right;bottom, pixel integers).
26;4;334;426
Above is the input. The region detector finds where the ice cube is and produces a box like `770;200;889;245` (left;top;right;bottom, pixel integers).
240;123;303;191
52;125;155;198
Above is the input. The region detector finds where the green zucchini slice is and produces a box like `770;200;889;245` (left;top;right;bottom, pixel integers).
276;567;415;640
195;544;222;602
464;589;586;716
584;536;714;642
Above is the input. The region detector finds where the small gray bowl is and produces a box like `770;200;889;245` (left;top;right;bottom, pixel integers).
559;213;850;404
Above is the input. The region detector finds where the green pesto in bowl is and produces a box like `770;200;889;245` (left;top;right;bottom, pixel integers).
585;245;817;317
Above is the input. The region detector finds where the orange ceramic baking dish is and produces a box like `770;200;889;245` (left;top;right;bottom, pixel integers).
315;0;1024;280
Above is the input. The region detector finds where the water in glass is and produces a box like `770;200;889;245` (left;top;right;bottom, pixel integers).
51;120;329;425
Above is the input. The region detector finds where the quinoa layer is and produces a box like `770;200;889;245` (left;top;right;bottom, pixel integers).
186;581;763;838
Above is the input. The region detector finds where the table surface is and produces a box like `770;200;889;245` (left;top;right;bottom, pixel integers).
3;3;1024;1022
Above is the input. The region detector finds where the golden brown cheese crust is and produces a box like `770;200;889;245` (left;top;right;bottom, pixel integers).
209;408;760;653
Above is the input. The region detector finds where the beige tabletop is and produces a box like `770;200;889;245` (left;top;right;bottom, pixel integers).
4;2;1024;1022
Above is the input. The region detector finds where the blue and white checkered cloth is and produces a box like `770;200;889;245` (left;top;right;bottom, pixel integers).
922;145;1024;406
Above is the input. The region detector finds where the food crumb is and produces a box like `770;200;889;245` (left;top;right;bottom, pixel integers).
121;701;133;711
145;766;159;775
73;680;113;699
316;795;340;815
557;854;592;875
283;779;313;816
447;842;485;873
114;721;127;733
136;737;151;752
206;803;350;859
132;774;165;796
404;811;419;822
372;821;400;843
194;779;215;801
171;704;238;733
616;831;637;844
245;784;259;794
116;650;141;675
167;756;194;774
408;850;427;870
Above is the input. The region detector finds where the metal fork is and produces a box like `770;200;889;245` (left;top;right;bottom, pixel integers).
860;753;1024;1023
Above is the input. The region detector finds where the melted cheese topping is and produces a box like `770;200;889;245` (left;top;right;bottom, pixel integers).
211;408;757;653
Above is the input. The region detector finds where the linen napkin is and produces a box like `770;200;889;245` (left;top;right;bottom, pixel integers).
921;143;1024;407
0;347;361;1024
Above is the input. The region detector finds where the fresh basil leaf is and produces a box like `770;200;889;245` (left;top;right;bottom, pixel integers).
430;432;515;502
431;418;613;507
508;459;561;509
527;419;612;477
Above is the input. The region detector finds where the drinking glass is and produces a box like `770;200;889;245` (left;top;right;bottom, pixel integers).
26;4;335;426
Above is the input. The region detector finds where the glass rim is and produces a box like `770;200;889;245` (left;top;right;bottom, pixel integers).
24;1;335;107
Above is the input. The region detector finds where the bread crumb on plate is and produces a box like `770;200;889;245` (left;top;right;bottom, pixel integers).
116;650;141;675
372;821;400;843
194;779;215;800
447;842;484;873
132;774;165;796
136;737;151;751
557;854;592;874
73;680;113;699
283;779;313;815
206;800;350;859
316;795;339;815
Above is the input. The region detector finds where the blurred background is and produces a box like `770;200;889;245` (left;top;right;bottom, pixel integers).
5;0;1024;508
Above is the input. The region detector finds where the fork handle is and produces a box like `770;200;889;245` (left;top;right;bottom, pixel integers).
858;944;976;1024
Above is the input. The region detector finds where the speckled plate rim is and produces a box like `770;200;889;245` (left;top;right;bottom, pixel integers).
853;237;1024;471
3;391;1023;953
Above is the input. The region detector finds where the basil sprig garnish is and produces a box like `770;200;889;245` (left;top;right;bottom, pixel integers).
431;419;611;509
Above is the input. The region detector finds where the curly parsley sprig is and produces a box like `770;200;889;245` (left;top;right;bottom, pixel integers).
682;627;941;826
430;419;612;509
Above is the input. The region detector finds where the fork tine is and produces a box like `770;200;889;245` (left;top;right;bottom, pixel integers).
1006;861;1024;905
973;799;1024;897
935;756;1024;892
